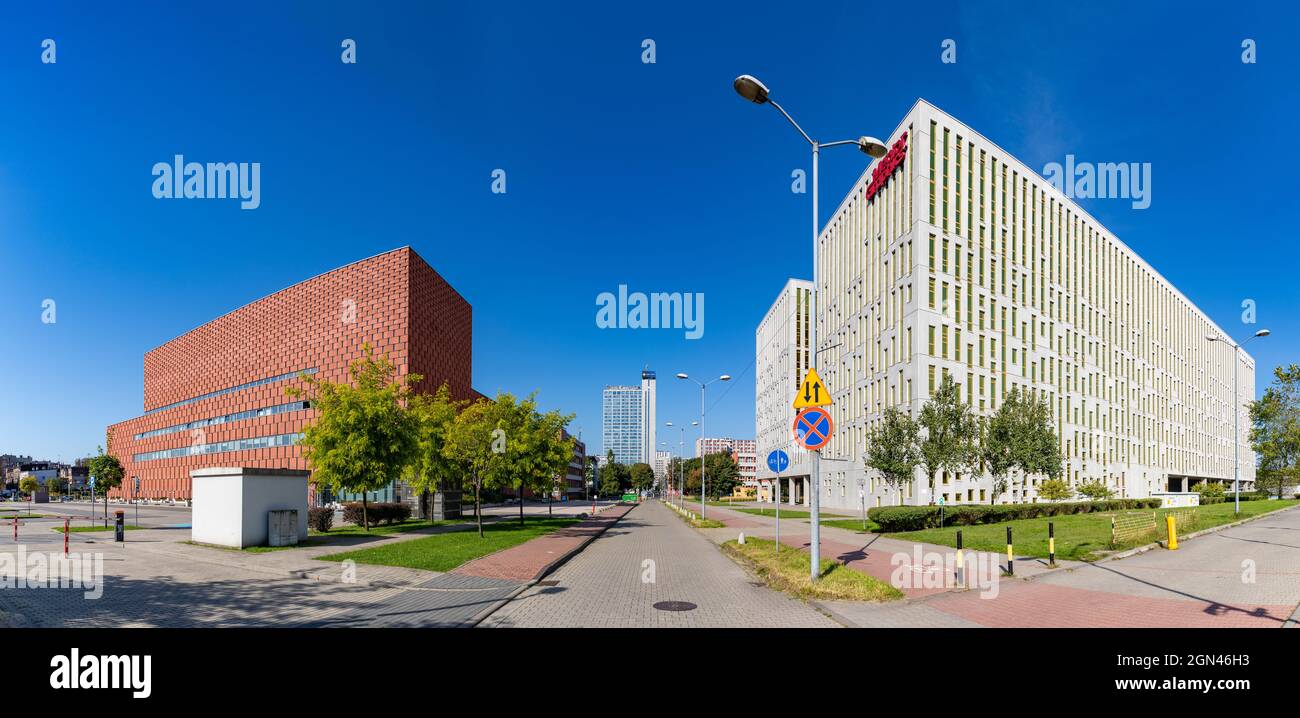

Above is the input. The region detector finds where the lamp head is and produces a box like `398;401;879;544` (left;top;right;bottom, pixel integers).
733;74;770;104
858;136;889;158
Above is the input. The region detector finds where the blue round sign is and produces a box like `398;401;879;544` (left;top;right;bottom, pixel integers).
766;449;790;473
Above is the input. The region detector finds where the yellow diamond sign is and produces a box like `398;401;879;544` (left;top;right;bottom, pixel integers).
793;367;833;409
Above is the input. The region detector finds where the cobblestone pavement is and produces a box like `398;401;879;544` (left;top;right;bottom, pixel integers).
481;501;837;628
454;504;634;582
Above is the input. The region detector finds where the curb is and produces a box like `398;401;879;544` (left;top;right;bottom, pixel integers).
1094;503;1300;565
468;502;636;627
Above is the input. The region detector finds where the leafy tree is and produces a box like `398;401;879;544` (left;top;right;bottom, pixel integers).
1196;481;1226;498
982;389;1062;504
444;393;529;537
1037;478;1073;501
1250;364;1300;500
86;441;125;521
918;374;979;504
601;457;629;497
288;343;421;532
686;452;739;500
45;476;65;497
629;463;655;494
19;475;39;498
504;395;574;524
404;383;468;524
1077;479;1115;501
866;407;920;503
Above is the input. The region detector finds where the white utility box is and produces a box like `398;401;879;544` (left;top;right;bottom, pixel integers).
190;467;310;548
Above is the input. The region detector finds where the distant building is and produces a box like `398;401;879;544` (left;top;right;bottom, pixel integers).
694;438;757;486
755;278;815;505
601;369;657;466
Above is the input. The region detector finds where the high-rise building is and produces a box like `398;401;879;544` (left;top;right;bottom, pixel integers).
694;437;758;487
755;278;815;503
775;98;1255;511
602;369;658;466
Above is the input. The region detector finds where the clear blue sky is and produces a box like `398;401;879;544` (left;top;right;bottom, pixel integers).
1;1;1296;463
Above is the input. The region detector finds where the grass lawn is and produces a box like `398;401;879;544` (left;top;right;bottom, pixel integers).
721;537;903;602
317;517;578;572
52;524;145;532
822;518;883;533
310;518;467;538
888;499;1300;562
2;514;47;520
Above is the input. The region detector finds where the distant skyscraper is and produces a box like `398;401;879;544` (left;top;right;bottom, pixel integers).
601;369;658;466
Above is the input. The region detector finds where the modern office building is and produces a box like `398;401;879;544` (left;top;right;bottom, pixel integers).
106;247;476;513
759;98;1255;512
654;450;672;484
694;437;758;487
601;369;657;465
754;278;816;504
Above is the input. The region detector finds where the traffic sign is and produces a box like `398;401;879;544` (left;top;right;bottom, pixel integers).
767;449;790;474
793;406;834;451
89;476;96;488
792;367;833;409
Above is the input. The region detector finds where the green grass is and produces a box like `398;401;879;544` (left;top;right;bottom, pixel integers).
821;518;883;533
888;499;1300;562
309;518;467;538
2;514;47;520
52;524;144;532
317;517;579;572
721;537;903;602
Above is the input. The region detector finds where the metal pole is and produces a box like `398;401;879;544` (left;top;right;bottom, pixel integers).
775;465;781;554
1232;343;1240;515
810;140;822;583
700;384;707;518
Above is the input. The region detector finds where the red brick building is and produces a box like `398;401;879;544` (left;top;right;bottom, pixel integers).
106;247;474;503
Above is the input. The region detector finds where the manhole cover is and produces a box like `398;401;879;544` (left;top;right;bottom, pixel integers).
653;601;697;612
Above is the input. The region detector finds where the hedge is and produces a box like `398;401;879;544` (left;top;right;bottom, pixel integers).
341;502;411;527
308;506;335;532
867;498;1164;532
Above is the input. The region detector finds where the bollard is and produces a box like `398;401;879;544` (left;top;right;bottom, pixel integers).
1166;515;1178;550
738;532;745;545
1048;521;1056;567
64;518;70;556
955;529;964;586
12;515;17;542
1005;526;1014;576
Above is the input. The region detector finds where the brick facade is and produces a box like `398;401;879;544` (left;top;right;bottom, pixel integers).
107;247;473;501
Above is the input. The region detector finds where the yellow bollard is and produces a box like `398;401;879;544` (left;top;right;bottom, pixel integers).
1166;515;1178;550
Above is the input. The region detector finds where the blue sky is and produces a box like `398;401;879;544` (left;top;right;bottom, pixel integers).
1;0;1297;463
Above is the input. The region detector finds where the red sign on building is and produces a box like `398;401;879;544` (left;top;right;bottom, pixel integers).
864;131;908;202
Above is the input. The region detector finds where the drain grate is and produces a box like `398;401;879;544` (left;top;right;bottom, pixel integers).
653;600;698;612
536;580;559;587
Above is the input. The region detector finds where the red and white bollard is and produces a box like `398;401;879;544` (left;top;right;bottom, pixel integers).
12;515;17;542
64;518;70;556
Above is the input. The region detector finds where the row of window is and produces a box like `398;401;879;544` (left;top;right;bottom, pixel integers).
132;432;301;463
134;401;311;440
143;368;318;416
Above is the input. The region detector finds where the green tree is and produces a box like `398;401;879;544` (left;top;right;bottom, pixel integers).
629;463;655;494
86;441;125;521
444;397;504;537
505;396;575;523
865;407;920;503
288;344;421;532
1196;481;1226;498
601;456;628;498
45;476;65;497
1037;478;1073;501
1250;364;1300;500
917;374;979;504
692;452;739;500
1077;479;1115;501
404;383;468;524
19;475;39;498
982;389;1062;504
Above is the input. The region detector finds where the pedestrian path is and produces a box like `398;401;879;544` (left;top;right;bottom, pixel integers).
454;504;635;582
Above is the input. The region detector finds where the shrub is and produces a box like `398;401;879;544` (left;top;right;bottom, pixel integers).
308;506;334;532
1197;482;1226;498
342;502;411;527
868;498;1163;532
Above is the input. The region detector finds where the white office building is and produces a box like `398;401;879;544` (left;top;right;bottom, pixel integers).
759;98;1256;512
602;369;658;466
755;278;816;504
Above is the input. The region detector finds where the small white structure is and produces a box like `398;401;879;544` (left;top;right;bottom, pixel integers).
191;467;309;548
1151;492;1200;508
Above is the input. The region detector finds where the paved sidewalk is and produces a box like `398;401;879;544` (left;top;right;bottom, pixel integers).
455;504;635;582
482;501;836;627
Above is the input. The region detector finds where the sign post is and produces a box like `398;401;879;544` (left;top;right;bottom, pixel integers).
767;449;789;555
792;369;834;583
89;475;97;527
133;476;140;529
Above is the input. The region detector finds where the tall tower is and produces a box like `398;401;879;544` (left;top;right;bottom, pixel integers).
641;369;657;465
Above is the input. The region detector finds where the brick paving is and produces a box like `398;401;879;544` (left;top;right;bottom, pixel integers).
454;504;635;582
481;500;837;627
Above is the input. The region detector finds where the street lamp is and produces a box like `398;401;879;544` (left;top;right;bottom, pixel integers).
1206;328;1270;514
676;374;730;517
665;420;698;509
734;72;885;581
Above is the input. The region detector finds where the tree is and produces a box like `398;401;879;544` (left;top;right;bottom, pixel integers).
601;455;628;498
629;463;655;494
688;452;739;500
1077;479;1115;501
19;475;39;498
917;374;979;504
45;476;65;497
1037;478;1073;501
404;383;468;524
1250;364;1300;500
1196;481;1226;499
982;389;1062;504
86;441;125;521
288;343;421;532
505;396;575;524
865;407;920;503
